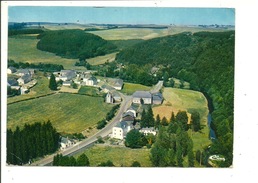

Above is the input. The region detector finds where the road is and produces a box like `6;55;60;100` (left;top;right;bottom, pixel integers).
29;93;132;166
150;80;163;93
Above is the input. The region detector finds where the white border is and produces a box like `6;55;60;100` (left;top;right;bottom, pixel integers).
2;1;258;183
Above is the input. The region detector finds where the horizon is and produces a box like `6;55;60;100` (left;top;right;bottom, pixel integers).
8;7;235;26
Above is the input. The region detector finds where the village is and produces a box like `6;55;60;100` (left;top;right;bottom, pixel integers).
7;67;164;151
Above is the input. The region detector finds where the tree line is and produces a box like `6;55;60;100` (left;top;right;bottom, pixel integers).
8;59;64;72
115;31;234;167
53;153;89;166
7;121;60;165
36;29;117;60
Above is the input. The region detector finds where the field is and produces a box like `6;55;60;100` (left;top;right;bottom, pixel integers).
74;144;152;167
121;82;151;95
7;93;113;134
87;52;118;65
88;26;228;40
8;36;82;70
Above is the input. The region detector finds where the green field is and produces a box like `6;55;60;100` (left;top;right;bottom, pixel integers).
87;52;118;65
78;86;102;96
121;82;151;95
88;26;228;40
8;36;81;70
75;144;152;167
7;93;113;134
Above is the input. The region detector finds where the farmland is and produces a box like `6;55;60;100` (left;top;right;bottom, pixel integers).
87;52;118;65
7;93;113;134
121;82;151;95
74;144;152;167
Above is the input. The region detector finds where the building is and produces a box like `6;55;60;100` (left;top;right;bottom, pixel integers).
16;69;31;76
83;76;97;86
126;106;137;117
112;121;134;140
60;137;74;150
112;91;122;102
7;67;17;74
101;84;115;93
139;127;157;136
17;74;32;85
152;92;163;104
63;81;72;86
113;79;123;90
132;91;152;104
7;77;19;89
58;70;76;81
105;92;114;104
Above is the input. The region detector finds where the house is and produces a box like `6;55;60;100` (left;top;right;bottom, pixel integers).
63;81;72;86
101;84;115;93
126;106;137;117
83;76;97;86
139;127;157;136
58;70;76;81
7;67;17;74
16;69;31;76
132;91;152;104
112;121;134;140
122;115;134;123
60;137;74;150
122;111;135;119
7;77;19;90
152;92;163;104
107;78;123;90
17;74;32;85
112;91;122;102
105;92;114;103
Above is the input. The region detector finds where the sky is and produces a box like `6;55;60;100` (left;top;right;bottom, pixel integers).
8;6;235;25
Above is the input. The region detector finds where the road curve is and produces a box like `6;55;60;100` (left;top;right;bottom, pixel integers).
29;93;132;166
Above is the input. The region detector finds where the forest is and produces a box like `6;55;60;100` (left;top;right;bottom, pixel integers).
36;29;117;60
116;31;234;167
7;121;60;165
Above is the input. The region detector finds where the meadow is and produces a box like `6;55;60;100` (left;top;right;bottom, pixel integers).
87;52;118;65
74;144;152;167
121;82;151;95
7;93;113;134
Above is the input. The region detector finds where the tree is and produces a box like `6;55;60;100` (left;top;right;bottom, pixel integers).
155;114;161;128
77;154;90;166
161;116;168;126
98;160;115;167
49;73;57;90
140;109;147;128
146;106;155;127
170;111;176;123
176;111;189;131
125;129;146;148
187;138;195;167
131;161;141;167
191;111;201;132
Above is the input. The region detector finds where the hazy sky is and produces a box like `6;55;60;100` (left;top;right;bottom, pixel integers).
8;6;235;25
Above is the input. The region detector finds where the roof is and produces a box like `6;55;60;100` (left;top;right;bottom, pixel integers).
101;84;115;91
7;78;18;86
122;115;134;122
152;92;163;101
17;69;30;75
8;67;17;73
20;74;31;83
122;111;135;118
116;121;133;130
132;91;152;98
107;78;123;87
60;137;70;144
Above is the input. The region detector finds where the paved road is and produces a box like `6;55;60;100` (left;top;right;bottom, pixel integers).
29;93;132;166
150;80;163;93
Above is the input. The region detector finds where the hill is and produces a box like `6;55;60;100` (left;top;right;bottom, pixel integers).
116;31;235;167
36;29;117;60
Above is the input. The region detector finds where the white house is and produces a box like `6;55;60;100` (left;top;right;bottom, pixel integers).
57;70;76;81
7;67;17;74
16;69;31;77
132;91;152;104
63;81;72;86
17;74;32;85
113;79;123;90
60;137;74;150
126;107;137;117
106;92;114;103
139;127;157;136
83;76;97;86
112;121;134;140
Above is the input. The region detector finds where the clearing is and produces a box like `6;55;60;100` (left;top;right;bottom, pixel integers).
7;93;113;134
74;144;152;167
87;52;118;65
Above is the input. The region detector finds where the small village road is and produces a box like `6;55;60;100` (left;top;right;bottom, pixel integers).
150;80;163;93
29;92;132;166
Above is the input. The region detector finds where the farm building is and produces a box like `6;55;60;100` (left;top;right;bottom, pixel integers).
7;67;17;74
56;70;76;81
7;77;19;90
132;91;152;104
107;78;124;90
17;74;32;85
60;137;75;150
16;69;31;77
101;84;115;93
152;92;163;104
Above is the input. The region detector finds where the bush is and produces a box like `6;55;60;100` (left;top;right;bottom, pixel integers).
97;119;107;129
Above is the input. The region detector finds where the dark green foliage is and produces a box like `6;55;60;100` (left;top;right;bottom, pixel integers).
191;111;201;132
8;59;64;72
53;153;90;166
110;39;144;50
140;106;155;128
131;161;141;167
37;29;117;60
106;104;120;121
77;154;90;166
8;28;44;36
49;73;57;90
97;120;107;129
176;111;189;131
7;121;59;165
98;160;115;167
161;117;168;126
155;114;161;128
7;86;20;97
125;129;146;148
96;136;105;144
187;138;195;167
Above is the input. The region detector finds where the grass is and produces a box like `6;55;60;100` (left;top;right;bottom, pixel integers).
7;93;113;134
121;82;151;95
87;52;118;65
7;71;54;104
78;86;101;96
88;26;230;40
8;36;81;70
74;144;152;167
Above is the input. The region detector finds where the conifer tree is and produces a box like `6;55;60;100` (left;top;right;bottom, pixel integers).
49;73;57;90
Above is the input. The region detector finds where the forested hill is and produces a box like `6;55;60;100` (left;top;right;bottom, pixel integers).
37;29;117;60
117;31;235;167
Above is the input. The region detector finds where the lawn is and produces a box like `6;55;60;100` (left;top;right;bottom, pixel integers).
78;86;102;96
7;93;113;134
74;144;152;167
121;82;151;95
87;52;118;65
8;36;81;70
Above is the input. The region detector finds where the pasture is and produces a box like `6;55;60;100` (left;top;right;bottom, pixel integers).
8;36;81;70
7;93;113;134
74;144;152;167
121;82;151;95
87;52;118;65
